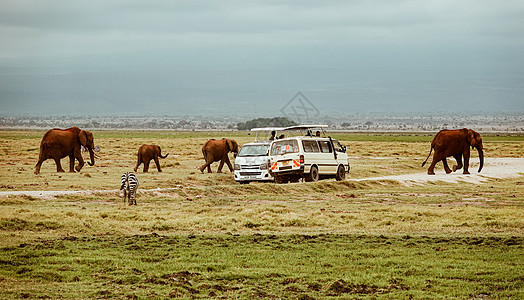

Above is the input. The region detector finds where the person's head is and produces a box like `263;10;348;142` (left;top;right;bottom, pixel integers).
271;131;276;136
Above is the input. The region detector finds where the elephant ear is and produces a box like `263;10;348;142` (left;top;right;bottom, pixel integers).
226;139;233;152
79;130;88;147
467;129;477;148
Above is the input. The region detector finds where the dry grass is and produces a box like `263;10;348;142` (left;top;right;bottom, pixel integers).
0;130;523;299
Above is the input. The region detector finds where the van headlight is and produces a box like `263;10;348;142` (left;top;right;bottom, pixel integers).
259;163;268;170
234;164;240;170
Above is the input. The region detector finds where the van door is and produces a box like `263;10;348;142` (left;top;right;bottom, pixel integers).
301;139;322;173
319;140;337;173
332;139;348;171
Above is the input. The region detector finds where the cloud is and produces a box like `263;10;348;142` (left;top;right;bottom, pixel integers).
1;0;523;59
0;0;523;114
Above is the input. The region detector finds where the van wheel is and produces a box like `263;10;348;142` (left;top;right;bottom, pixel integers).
306;166;319;182
274;175;284;184
335;165;345;181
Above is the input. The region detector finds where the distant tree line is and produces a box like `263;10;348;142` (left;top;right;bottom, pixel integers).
236;117;297;131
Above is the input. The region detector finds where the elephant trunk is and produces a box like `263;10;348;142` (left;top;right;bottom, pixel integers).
477;147;484;173
88;148;96;166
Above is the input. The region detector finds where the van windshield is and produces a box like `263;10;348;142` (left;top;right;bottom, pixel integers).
270;140;299;156
238;145;269;157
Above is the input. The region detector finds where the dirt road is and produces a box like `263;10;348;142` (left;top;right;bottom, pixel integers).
354;157;524;186
0;158;522;199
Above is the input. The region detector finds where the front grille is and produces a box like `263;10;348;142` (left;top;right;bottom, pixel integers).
240;172;262;176
240;165;261;170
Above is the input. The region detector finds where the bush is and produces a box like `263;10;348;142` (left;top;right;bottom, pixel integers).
236;117;297;131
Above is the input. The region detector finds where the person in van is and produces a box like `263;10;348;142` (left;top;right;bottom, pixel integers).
315;131;321;137
269;131;276;141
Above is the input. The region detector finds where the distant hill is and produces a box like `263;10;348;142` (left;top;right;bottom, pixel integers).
236;117;297;131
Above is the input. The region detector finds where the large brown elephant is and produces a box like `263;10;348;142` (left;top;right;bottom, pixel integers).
422;128;484;175
134;144;169;172
35;127;96;174
199;138;239;173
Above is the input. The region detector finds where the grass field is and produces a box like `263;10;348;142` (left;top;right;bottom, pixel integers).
0;130;523;299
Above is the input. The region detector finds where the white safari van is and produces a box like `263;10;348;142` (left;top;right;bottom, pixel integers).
268;125;350;183
234;127;283;184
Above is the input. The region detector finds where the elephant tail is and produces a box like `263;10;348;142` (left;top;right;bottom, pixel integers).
421;147;433;167
37;140;48;162
202;141;210;160
159;147;169;159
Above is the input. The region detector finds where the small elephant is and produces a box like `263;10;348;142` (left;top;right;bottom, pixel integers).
199;138;239;173
134;144;168;173
422;128;484;175
35;127;96;174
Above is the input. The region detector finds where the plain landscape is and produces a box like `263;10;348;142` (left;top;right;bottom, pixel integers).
0;127;523;299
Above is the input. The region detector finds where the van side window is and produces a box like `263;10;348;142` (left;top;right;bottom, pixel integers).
302;140;320;153
319;141;332;153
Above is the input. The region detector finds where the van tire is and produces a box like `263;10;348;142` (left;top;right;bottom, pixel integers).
274;175;284;184
306;166;319;182
335;165;345;181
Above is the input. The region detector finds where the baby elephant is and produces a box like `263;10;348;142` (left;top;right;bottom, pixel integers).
134;144;169;172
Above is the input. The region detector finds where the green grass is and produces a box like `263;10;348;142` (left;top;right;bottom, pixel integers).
1;234;522;299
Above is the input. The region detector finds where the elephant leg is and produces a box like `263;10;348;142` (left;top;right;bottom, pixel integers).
35;159;45;175
217;159;225;173
69;155;76;172
143;160;150;172
452;154;463;172
427;153;439;175
134;158;141;172
54;158;65;173
75;152;85;172
463;149;471;174
442;158;452;174
200;160;214;173
154;157;162;172
225;157;234;172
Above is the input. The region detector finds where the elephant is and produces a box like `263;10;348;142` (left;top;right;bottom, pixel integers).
134;144;169;173
199;138;239;173
422;128;484;175
35;127;96;174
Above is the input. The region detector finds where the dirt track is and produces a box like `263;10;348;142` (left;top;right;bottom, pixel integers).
0;158;522;199
355;157;524;186
353;158;524;186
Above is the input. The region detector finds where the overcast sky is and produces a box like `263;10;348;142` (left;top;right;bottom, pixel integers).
1;0;523;116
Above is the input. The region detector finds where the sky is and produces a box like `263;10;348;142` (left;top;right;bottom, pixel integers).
0;0;523;116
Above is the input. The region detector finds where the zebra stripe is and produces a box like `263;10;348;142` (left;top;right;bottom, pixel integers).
120;172;139;205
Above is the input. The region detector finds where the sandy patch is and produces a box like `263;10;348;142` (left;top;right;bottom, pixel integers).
353;158;524;186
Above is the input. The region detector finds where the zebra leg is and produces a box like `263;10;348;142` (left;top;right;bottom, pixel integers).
128;187;133;205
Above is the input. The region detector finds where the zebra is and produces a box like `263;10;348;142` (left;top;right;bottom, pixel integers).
120;172;139;205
